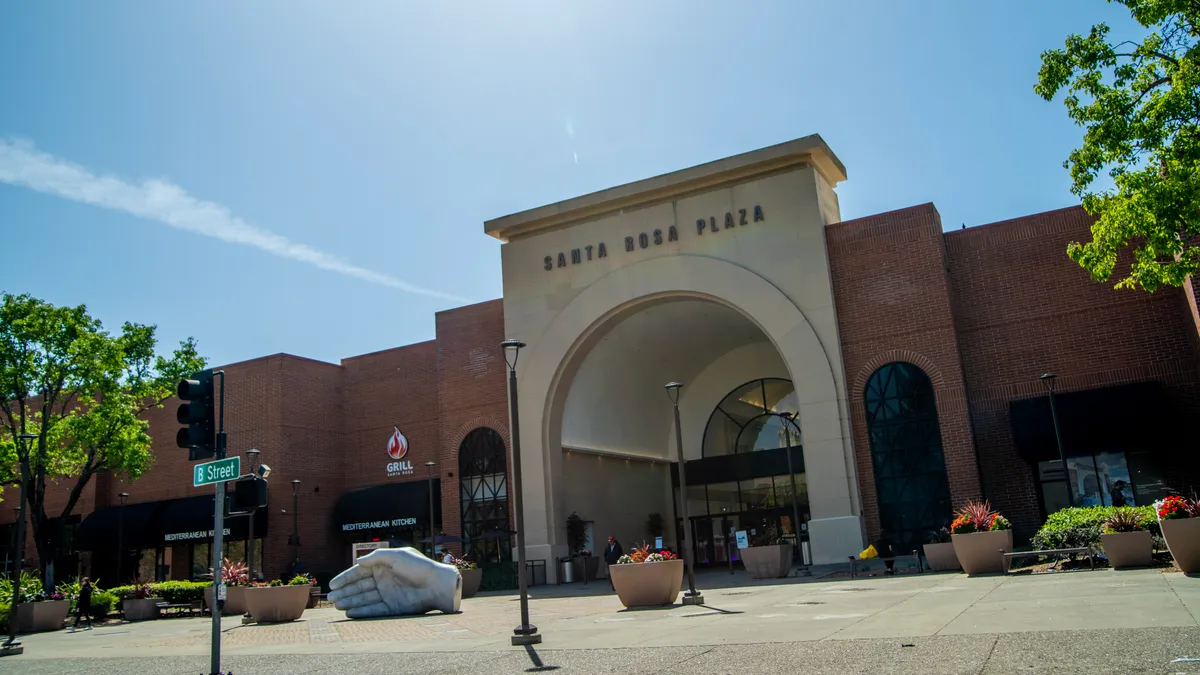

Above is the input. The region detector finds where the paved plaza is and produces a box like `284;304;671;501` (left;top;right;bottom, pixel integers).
2;568;1198;673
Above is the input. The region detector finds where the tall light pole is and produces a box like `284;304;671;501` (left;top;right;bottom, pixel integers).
665;382;703;606
502;338;540;646
2;432;38;657
289;480;301;575
424;461;438;554
1040;373;1074;507
117;492;130;584
779;413;805;570
242;448;261;624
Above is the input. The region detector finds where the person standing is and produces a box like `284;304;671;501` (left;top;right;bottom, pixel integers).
71;577;93;631
603;536;623;590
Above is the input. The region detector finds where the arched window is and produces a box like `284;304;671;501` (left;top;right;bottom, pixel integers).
702;378;801;457
864;362;953;553
458;427;510;562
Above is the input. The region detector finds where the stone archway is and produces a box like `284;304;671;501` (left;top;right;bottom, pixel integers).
508;255;863;571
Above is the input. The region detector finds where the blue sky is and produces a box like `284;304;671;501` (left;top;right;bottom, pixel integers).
0;1;1140;367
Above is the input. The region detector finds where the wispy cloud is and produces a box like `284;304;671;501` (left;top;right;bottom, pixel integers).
0;139;466;302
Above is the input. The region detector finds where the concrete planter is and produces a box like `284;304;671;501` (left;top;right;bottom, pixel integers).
951;530;1012;575
923;542;961;572
1101;531;1154;569
245;585;310;623
306;588;320;609
203;585;248;615
121;597;164;621
14;600;70;634
741;544;793;579
609;559;683;609
575;556;601;582
460;567;483;598
1162;517;1200;574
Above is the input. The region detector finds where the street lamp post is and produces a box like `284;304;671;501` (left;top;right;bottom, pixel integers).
3;432;38;656
424;461;437;555
780;413;806;571
243;448;261;624
117;492;130;585
664;382;703;606
289;480;301;575
501;338;541;646
1040;373;1074;508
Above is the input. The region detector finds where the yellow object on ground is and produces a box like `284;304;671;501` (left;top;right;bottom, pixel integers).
859;545;878;559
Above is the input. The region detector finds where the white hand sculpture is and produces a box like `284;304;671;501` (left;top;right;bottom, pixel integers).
328;547;462;618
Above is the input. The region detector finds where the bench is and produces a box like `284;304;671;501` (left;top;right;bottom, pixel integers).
156;601;203;617
848;550;924;578
1001;547;1094;574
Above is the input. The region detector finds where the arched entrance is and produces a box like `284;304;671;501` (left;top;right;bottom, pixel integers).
508;255;863;575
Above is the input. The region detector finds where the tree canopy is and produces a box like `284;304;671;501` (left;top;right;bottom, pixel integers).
0;292;205;577
1036;0;1200;291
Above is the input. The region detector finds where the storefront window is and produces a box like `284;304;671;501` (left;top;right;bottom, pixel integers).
192;542;210;580
703;379;801;457
1040;451;1148;514
459;427;510;563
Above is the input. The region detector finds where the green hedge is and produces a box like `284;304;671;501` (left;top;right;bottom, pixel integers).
1032;505;1162;551
106;581;211;603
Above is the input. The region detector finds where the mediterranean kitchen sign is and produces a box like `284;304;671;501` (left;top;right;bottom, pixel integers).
342;517;418;532
542;204;765;271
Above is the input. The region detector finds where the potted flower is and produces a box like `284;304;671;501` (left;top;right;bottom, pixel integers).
923;526;961;572
609;542;684;609
121;581;164;621
949;500;1013;575
740;534;793;579
445;556;483;598
15;584;70;634
204;558;250;616
245;575;311;623
1157;494;1200;573
1101;507;1154;569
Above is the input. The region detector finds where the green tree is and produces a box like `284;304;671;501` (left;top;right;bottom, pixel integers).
0;293;205;580
1036;0;1200;291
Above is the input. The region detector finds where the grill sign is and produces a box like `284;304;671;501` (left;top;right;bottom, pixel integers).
386;427;414;477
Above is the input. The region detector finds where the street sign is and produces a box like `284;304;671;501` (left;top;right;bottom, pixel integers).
193;456;241;487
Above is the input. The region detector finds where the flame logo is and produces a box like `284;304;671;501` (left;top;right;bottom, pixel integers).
386;427;408;460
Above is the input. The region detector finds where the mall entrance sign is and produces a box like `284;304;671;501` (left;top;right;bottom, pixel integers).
193;456;241;487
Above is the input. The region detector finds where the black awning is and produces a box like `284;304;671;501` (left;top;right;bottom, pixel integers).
670;446;805;488
158;494;268;544
77;494;269;550
76;500;164;551
1009;381;1174;463
334;480;439;536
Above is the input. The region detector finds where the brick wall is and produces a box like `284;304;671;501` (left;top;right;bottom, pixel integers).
944;206;1200;538
434;300;512;554
827;204;981;543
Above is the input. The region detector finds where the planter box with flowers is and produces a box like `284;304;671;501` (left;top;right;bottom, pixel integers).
15;591;70;634
1157;494;1200;574
609;543;684;609
1100;507;1154;569
121;582;165;621
923;527;961;572
203;558;250;616
245;576;312;623
950;500;1013;575
446;557;483;598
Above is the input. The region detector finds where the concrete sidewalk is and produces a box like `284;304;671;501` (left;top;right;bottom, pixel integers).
1;568;1196;673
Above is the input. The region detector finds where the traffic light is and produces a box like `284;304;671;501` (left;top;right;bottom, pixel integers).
176;369;216;461
230;477;268;514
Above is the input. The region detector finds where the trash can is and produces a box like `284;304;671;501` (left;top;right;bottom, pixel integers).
558;556;575;584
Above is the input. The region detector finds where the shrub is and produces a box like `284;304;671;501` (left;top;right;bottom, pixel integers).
0;601;7;633
1033;505;1161;551
1104;507;1150;533
288;574;316;586
1156;494;1199;520
0;572;43;604
107;585;136;601
89;591;117;620
154;581;209;604
950;500;1009;534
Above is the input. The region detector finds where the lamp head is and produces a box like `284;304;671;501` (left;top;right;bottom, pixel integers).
119;492;130;503
501;339;526;370
1040;372;1058;391
19;433;37;441
424;461;437;467
246;448;261;457
664;381;683;404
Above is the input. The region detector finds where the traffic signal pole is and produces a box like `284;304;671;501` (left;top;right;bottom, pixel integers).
210;370;226;675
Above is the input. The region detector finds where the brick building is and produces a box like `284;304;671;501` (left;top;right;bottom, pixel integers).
3;135;1198;586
